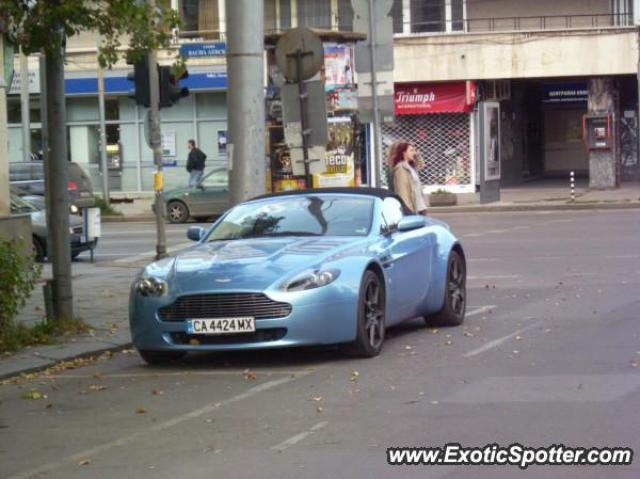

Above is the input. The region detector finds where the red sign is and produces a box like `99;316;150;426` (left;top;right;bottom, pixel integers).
395;81;476;115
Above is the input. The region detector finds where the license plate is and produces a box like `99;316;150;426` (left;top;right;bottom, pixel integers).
187;317;255;335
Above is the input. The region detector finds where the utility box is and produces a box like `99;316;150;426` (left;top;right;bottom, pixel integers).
583;113;613;151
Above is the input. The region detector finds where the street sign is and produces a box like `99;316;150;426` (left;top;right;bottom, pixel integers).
354;42;393;73
353;14;394;48
281;81;328;147
275;28;324;83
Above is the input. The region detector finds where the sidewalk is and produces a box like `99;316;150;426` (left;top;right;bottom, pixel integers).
0;263;138;380
102;180;640;222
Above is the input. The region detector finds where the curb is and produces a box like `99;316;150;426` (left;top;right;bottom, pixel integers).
429;202;640;214
0;342;133;381
102;215;156;223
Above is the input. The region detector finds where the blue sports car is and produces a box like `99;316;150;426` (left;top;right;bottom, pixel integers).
129;188;466;364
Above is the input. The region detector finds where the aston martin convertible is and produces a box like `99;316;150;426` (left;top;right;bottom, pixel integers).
129;188;466;364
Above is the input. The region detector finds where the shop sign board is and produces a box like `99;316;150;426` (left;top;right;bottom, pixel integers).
179;42;226;58
542;82;588;104
395;82;476;115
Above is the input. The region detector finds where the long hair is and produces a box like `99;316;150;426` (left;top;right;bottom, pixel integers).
391;142;410;167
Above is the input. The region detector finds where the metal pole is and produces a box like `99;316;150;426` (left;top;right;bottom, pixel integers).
636;26;640;173
147;4;167;259
226;0;266;205
296;49;312;188
46;28;73;321
97;42;110;206
0;35;10;216
368;0;383;187
20;48;31;163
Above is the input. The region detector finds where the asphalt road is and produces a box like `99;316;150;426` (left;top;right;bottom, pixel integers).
2;209;640;478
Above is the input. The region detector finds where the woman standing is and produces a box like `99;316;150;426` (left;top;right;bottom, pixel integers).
391;141;427;215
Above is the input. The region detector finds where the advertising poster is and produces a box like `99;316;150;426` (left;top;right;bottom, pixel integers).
217;130;227;154
323;43;354;90
313;117;355;187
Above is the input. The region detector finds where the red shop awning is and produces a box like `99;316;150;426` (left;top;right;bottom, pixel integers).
395;81;476;115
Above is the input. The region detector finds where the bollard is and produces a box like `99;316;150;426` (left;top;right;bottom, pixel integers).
570;171;575;202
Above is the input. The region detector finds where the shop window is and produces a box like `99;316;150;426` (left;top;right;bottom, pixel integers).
280;0;291;29
105;98;120;121
7;97;42;124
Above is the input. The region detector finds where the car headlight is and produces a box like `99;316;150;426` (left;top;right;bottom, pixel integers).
282;268;340;292
135;276;168;296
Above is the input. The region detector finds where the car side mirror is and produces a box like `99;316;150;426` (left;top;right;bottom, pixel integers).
397;215;427;232
186;226;206;242
196;183;205;190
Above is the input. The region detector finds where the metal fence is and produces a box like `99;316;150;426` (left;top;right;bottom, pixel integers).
381;114;472;190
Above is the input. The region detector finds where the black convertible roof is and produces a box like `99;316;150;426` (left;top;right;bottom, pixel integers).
251;187;411;213
253;187;398;201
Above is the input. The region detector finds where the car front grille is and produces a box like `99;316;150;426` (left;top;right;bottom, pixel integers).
159;293;292;321
170;328;287;345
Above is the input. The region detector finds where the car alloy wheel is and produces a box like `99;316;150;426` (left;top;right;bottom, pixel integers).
350;270;386;357
167;201;189;224
427;250;466;327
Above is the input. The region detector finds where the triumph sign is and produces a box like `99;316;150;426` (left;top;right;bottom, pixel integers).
395;82;476;115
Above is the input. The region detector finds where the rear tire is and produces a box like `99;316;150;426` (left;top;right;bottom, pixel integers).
138;349;186;365
348;270;386;358
426;250;466;327
167;201;189;224
32;236;45;262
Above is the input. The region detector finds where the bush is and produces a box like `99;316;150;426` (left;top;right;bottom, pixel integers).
94;195;122;216
0;239;42;350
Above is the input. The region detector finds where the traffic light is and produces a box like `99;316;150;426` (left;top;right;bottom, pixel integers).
127;57;151;108
159;66;189;108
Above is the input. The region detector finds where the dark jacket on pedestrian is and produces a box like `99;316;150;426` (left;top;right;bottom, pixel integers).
186;147;207;172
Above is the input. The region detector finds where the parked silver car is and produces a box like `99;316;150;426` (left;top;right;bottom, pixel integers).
10;193;96;261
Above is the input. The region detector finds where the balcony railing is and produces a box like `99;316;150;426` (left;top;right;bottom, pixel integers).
401;13;635;35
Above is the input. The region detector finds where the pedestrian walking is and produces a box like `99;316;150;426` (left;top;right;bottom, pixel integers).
186;139;207;187
391;141;427;215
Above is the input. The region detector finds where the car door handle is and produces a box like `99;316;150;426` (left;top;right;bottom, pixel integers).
380;253;393;268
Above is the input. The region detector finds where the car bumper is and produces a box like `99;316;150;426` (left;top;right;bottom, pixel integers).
129;286;359;352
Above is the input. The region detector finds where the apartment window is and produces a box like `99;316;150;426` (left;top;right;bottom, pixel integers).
337;0;354;31
280;0;291;29
411;0;444;33
298;0;332;29
410;0;465;33
391;0;403;33
179;0;219;36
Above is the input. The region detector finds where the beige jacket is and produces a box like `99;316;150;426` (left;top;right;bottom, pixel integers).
393;162;417;212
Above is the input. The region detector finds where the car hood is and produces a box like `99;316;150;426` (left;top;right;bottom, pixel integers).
153;237;361;293
164;186;192;199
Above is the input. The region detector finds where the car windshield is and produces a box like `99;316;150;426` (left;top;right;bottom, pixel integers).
205;195;374;241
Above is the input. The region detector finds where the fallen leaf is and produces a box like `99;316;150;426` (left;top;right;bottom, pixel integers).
88;384;108;392
136;407;148;414
93;372;103;379
22;390;47;400
350;371;359;382
404;345;413;351
445;340;452;346
463;331;474;337
515;336;522;341
45;403;53;409
152;389;164;396
242;369;257;380
316;406;323;413
78;459;91;466
431;329;439;334
311;396;323;402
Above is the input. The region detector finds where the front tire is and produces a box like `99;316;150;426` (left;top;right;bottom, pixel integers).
138;349;186;365
426;250;466;327
348;270;386;357
167;201;189;224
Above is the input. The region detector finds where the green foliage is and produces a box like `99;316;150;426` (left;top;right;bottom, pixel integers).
0;0;181;67
432;188;454;195
0;238;42;350
94;196;122;216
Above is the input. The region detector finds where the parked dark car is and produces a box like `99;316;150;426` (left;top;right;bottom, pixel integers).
161;168;229;223
9;161;96;209
10;193;96;261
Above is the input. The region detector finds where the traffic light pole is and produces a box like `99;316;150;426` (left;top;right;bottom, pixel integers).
148;47;167;260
